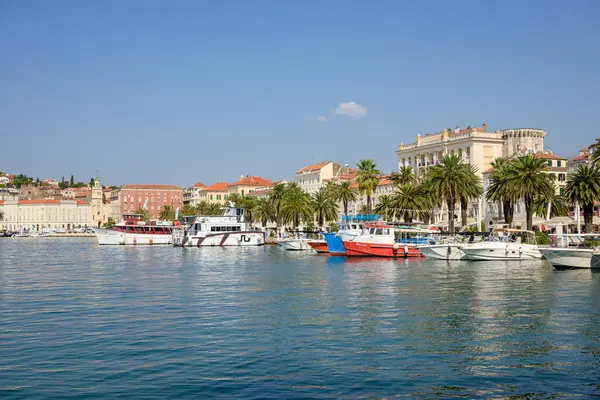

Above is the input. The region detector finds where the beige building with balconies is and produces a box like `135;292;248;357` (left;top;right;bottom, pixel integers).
295;161;353;194
0;199;91;232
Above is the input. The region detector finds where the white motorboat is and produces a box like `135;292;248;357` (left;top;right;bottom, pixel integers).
540;234;600;269
93;214;174;245
172;204;264;247
418;233;486;260
278;237;313;251
462;228;542;260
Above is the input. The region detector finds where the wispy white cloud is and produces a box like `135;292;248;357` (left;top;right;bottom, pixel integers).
316;115;327;122
334;101;368;118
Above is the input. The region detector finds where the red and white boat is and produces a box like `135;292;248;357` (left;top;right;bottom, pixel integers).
342;223;426;258
92;214;174;245
307;239;329;253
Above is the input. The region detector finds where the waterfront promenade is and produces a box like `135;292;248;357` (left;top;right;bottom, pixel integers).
1;238;599;398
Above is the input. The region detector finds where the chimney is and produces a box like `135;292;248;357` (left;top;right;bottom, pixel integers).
483;122;487;132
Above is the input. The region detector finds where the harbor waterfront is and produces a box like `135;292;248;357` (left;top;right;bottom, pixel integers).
1;239;600;398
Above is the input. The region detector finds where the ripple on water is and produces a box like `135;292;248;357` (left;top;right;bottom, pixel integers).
1;239;600;398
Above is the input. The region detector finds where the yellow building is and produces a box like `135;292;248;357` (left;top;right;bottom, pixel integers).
199;182;230;204
228;175;273;197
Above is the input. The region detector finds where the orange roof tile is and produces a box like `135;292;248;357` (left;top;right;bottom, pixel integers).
232;176;273;187
77;200;88;205
204;182;230;192
296;161;330;174
483;167;494;174
535;153;567;160
0;200;4;205
378;179;393;186
121;184;182;190
192;182;206;188
18;199;61;204
570;154;589;161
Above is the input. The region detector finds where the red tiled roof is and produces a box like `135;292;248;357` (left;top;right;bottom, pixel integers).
296;161;330;174
483;167;494;174
535;153;567;160
231;176;273;187
204;182;230;192
18;200;61;204
246;189;272;197
77;200;88;205
570;154;589;161
121;184;182;190
378;179;393;185
192;182;206;188
0;200;4;205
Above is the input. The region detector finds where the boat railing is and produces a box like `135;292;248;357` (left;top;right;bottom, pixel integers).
549;234;600;249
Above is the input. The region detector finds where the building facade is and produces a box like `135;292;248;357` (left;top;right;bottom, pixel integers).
295;161;353;194
199;182;230;204
228;175;273;197
183;182;207;206
119;184;183;219
0;199;91;232
536;153;567;194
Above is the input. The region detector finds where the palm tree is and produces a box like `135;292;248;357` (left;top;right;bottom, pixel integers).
458;164;483;228
269;183;286;231
333;181;358;219
312;188;338;228
417;181;437;225
134;207;150;221
390;166;416;186
228;193;243;206
240;196;257;228
195;201;211;215
591;138;600;165
501;154;554;231
424;155;470;233
533;192;569;219
252;197;275;228
181;204;197;216
488;157;509;223
281;186;313;229
565;164;600;233
356;159;381;213
390;183;425;223
374;194;393;221
159;205;175;221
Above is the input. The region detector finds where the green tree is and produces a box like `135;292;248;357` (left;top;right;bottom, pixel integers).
533;191;569;219
312;188;338;228
252;197;275;227
500;154;554;231
374;194;393;221
565;164;600;233
90;178;95;186
181;204;197;216
228;193;243;206
333;181;358;220
159;205;176;221
102;217;116;228
356;159;381;213
458;164;483;229
486;157;515;226
281;185;313;229
240;196;257;227
133;207;150;221
424;155;471;233
390;166;417;186
102;192;107;204
591;138;600;165
390;183;426;223
269;182;287;231
70;175;74;186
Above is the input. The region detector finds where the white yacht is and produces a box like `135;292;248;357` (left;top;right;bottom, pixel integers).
93;214;174;245
461;228;542;260
172;204;264;247
418;233;487;260
540;234;600;269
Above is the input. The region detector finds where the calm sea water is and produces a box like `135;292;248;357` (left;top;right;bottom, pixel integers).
1;238;599;399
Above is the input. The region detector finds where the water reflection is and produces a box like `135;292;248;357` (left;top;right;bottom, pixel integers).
0;240;599;398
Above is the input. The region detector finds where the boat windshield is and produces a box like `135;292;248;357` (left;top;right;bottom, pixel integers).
549;234;600;249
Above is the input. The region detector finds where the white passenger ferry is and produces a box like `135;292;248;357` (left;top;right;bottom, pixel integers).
172;204;264;247
93;214;174;245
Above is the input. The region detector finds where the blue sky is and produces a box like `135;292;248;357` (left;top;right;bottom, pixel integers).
1;0;599;187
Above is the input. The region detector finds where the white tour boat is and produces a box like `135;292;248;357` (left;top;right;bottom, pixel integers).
540;234;600;269
461;228;542;260
172;204;264;247
93;214;174;245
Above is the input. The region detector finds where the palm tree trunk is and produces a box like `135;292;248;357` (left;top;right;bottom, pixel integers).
583;203;593;233
343;201;348;220
447;199;455;233
497;198;503;222
525;195;533;231
367;195;372;213
460;197;468;228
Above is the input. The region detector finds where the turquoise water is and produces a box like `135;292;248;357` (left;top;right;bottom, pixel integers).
1;238;599;398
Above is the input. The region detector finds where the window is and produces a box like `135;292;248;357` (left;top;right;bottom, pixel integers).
217;195;221;200
547;160;552;166
560;187;564;195
241;190;245;196
210;195;213;200
557;160;562;167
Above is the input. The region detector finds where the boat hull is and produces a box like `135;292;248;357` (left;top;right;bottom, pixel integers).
542;248;599;269
279;238;312;251
462;243;542;260
324;233;346;255
179;231;264;247
343;241;423;258
93;228;172;245
417;244;466;260
308;240;329;253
